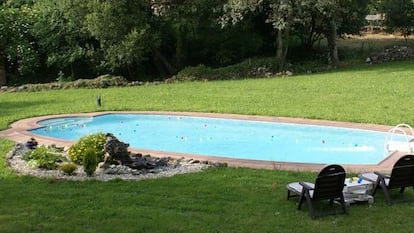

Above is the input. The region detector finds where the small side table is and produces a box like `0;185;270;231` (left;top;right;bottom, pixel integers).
343;178;374;205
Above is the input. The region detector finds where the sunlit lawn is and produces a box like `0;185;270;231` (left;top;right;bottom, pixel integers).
1;60;414;232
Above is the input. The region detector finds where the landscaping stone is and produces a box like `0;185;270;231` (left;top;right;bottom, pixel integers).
5;142;226;181
100;134;173;171
101;133;132;167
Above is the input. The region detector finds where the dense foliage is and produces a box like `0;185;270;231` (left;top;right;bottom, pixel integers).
82;147;98;177
0;0;373;85
381;0;414;38
67;133;106;164
22;145;66;170
0;3;39;84
221;0;371;69
59;162;77;175
0;0;412;85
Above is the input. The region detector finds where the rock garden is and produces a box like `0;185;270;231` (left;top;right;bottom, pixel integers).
6;133;225;181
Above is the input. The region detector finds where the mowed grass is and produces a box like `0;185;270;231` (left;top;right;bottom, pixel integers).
1;60;414;232
2;60;414;128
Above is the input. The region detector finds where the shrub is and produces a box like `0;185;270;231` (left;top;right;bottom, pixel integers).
8;75;129;92
59;162;78;175
22;145;66;170
175;57;278;81
68;133;106;164
82;148;98;177
68;75;128;89
26;160;40;168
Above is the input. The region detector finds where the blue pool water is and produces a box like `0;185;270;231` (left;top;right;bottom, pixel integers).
30;114;396;164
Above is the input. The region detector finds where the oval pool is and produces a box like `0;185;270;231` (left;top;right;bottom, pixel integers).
29;113;396;165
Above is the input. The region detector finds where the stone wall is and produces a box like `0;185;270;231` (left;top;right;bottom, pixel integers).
366;46;414;64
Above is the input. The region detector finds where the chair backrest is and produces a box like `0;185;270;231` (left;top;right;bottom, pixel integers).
394;154;414;167
388;154;414;188
313;164;346;200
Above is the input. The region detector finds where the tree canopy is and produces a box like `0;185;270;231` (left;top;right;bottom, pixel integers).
221;0;369;69
381;0;414;38
1;0;410;85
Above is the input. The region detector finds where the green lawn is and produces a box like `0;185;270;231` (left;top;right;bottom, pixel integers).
1;61;414;232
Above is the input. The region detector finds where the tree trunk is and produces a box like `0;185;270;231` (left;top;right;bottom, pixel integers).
276;29;289;72
175;25;187;69
152;48;176;75
327;20;339;67
304;16;316;49
0;56;6;86
70;63;75;79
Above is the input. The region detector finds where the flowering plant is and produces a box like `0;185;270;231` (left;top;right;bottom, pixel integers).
68;133;106;164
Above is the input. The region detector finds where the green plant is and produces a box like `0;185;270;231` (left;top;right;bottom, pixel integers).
175;57;278;81
56;71;70;83
68;133;106;164
59;162;78;175
82;147;98;177
22;145;66;170
69;75;128;88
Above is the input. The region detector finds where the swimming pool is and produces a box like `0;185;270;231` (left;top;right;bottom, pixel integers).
29;113;397;165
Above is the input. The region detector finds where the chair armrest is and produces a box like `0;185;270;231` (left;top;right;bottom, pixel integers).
374;171;389;179
299;181;314;191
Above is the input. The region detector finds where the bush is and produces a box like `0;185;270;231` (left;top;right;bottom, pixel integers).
68;133;106;164
69;75;128;89
175;57;278;81
59;162;78;175
6;75;129;92
82;148;98;177
22;145;66;170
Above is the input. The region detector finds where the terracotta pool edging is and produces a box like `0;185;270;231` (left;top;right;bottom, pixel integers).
0;111;404;173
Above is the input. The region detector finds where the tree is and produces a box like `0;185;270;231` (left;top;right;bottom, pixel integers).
33;0;97;79
267;0;297;70
221;0;298;71
328;0;369;66
294;0;368;50
155;0;223;68
155;0;265;71
368;0;383;14
0;3;39;85
221;0;369;69
86;0;161;77
381;0;414;39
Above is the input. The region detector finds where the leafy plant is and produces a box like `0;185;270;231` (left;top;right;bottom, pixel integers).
59;162;78;175
175;57;278;81
22;145;66;170
68;133;106;164
82;148;98;177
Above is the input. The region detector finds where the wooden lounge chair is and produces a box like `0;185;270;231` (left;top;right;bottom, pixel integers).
359;154;414;205
286;164;347;218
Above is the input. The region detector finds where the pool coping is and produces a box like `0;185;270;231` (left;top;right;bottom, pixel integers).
0;111;407;173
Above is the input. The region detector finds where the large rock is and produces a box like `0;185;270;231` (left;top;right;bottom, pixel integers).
101;133;132;167
100;134;172;171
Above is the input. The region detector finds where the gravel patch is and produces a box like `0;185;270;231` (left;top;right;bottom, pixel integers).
6;143;216;181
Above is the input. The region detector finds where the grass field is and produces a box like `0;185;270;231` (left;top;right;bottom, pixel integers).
1;59;414;232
